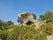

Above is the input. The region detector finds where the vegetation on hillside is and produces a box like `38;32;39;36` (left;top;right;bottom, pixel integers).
0;11;53;40
39;11;53;35
0;25;47;40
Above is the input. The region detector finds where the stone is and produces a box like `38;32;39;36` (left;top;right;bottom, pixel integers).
18;12;46;28
18;12;36;25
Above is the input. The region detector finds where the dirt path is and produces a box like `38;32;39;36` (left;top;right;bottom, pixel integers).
47;34;53;40
8;29;13;31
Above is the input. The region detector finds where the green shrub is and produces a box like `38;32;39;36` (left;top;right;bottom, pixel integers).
35;33;47;40
40;22;53;35
0;30;7;40
6;25;47;40
0;25;48;40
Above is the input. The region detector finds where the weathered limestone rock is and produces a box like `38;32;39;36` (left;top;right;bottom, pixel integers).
18;12;46;28
18;12;36;25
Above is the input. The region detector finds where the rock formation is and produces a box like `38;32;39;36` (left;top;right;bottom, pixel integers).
18;12;36;24
18;12;46;28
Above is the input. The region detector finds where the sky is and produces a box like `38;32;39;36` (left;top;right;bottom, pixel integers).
0;0;53;24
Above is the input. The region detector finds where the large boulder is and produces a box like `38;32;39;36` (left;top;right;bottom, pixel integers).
18;12;36;25
18;12;46;28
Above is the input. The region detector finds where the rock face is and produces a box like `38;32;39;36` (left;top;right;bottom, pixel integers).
18;12;36;25
18;12;46;28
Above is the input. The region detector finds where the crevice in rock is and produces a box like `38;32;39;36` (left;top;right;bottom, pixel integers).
26;20;34;25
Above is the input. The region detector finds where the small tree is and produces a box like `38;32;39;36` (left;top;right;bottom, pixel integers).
7;21;14;26
33;14;36;19
0;20;3;26
39;11;53;21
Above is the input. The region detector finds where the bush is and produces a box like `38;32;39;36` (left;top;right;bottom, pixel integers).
6;25;47;40
0;30;7;40
35;33;47;40
0;24;48;40
39;22;53;35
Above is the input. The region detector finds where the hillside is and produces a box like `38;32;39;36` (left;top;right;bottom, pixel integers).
0;11;53;40
0;25;47;40
0;24;53;40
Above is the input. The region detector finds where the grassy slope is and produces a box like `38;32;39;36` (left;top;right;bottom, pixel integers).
6;25;47;40
0;23;53;40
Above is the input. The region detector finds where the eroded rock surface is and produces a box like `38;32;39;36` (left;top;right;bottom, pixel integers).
18;12;36;25
18;12;46;28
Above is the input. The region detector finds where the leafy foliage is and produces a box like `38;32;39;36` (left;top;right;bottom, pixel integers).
7;20;14;26
40;11;53;21
0;20;14;30
0;25;47;40
39;22;53;35
33;13;36;19
39;11;53;35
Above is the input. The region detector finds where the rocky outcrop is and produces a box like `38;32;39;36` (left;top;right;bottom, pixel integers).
18;12;46;28
18;12;36;25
